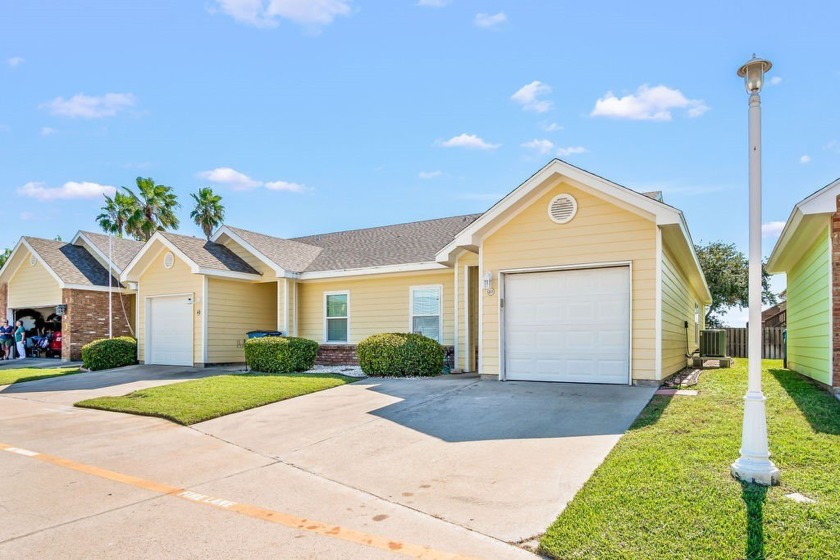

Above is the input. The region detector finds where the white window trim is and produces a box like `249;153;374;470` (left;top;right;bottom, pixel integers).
323;290;350;344
408;284;443;343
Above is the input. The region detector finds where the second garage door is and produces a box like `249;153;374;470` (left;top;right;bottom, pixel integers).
148;295;193;366
504;266;630;384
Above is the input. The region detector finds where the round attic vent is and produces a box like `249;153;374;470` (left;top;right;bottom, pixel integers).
163;251;175;269
548;193;578;224
29;255;36;267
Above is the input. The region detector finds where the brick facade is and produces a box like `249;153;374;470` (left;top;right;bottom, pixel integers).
832;196;840;388
0;283;7;321
61;289;134;361
316;344;358;365
315;344;456;368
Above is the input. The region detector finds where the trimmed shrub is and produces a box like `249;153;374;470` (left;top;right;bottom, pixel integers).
82;336;137;371
245;336;319;373
357;333;444;377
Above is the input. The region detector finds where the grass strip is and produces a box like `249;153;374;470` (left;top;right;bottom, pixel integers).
76;372;354;425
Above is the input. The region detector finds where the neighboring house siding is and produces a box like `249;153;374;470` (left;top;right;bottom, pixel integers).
206;278;276;363
137;250;204;365
661;244;704;377
7;252;62;308
456;250;479;371
481;181;657;380
297;271;455;345
786;226;831;385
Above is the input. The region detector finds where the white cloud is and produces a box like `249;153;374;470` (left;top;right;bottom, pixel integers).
769;76;783;86
511;81;552;113
40;93;135;119
800;154;811;164
762;221;786;237
214;0;351;28
7;56;24;68
17;181;116;201
824;140;840;153
40;127;57;136
556;146;587;157
591;84;708;121
199;167;262;190
418;170;444;179
521;139;554;155
437;133;500;150
200;167;306;193
474;12;506;28
264;179;305;192
417;0;450;6
541;122;563;132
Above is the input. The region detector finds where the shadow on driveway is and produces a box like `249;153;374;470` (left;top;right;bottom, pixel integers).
359;376;658;442
0;364;238;396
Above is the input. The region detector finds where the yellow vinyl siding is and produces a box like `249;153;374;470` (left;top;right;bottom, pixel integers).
137;249;204;365
661;244;704;376
297;271;455;345
482;182;658;380
206;278;276;363
7;252;62;308
786;226;831;385
455;251;479;371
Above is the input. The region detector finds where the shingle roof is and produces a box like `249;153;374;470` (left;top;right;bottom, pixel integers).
225;226;322;273
77;231;144;271
25;237;119;287
641;191;664;202
160;232;260;275
290;214;482;272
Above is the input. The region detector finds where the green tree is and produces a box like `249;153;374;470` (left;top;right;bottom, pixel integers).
123;177;180;241
97;191;138;237
190;187;225;240
0;247;11;270
695;241;777;327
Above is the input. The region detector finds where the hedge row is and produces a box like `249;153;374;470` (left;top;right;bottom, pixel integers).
81;336;137;371
244;336;319;373
357;333;444;377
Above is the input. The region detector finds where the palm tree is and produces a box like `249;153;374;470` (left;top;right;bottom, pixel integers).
122;177;181;241
96;191;137;237
190;187;225;240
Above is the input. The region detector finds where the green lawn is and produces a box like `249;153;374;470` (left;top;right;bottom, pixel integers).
0;366;81;386
75;372;355;425
541;359;840;560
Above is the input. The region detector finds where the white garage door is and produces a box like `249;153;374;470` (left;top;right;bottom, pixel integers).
148;295;193;366
504;267;630;384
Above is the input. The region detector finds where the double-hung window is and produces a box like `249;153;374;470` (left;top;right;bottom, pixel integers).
410;285;442;342
325;292;349;343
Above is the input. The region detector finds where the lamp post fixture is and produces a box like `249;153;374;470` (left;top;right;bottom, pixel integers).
731;55;780;486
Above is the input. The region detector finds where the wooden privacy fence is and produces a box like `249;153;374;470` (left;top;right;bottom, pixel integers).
724;327;784;359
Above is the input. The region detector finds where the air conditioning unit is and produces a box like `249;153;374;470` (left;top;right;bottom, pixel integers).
699;329;727;357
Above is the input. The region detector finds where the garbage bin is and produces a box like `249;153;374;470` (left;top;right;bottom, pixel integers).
246;330;283;339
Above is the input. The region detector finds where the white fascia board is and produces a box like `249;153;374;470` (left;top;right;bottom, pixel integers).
766;207;803;273
121;233;199;282
19;238;66;289
72;231;124;275
436;159;681;262
676;213;712;303
299;261;450;280
212;226;287;277
0;238;28;283
196;268;263;281
64;283;131;294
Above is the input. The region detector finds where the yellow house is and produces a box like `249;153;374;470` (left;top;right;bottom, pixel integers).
0;232;142;360
766;178;840;393
122;160;710;385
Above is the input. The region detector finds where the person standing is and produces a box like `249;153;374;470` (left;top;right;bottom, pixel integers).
0;319;12;360
14;320;26;360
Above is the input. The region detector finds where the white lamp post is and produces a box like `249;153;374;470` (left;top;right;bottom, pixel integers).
731;56;780;486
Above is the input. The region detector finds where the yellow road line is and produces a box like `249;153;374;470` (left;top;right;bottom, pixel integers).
0;443;484;560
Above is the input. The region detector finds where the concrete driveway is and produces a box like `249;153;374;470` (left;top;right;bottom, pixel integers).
0;366;656;559
197;375;657;543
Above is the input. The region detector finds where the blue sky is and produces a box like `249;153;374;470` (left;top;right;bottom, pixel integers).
2;1;839;325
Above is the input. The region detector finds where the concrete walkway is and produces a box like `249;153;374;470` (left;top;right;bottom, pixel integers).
0;366;656;558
